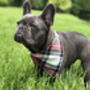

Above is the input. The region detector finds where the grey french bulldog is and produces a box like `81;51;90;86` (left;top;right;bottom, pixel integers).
14;0;90;86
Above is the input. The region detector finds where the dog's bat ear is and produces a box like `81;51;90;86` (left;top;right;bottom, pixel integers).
23;0;31;16
40;4;56;26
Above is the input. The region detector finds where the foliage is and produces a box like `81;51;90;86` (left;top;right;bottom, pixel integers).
0;0;48;9
8;0;24;6
70;0;90;15
30;0;48;9
48;0;72;11
0;0;8;6
0;7;90;90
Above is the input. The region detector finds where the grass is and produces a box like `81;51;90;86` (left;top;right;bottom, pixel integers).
0;7;90;90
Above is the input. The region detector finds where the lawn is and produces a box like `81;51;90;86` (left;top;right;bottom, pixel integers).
0;7;90;90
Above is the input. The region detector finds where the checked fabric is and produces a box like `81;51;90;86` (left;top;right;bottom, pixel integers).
31;31;64;77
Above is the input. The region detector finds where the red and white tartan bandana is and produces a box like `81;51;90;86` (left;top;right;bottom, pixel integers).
31;31;64;77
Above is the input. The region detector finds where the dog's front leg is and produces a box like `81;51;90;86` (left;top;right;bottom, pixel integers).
35;65;44;81
34;66;43;85
36;66;44;78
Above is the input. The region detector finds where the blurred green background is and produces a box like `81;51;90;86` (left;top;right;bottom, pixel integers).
0;0;90;20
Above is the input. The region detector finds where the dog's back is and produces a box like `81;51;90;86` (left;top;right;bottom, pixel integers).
58;32;88;66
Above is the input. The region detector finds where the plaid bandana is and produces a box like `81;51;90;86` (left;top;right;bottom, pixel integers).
31;31;64;77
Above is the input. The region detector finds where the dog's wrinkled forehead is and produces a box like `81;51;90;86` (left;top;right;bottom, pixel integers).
19;14;39;24
19;14;47;29
18;14;48;30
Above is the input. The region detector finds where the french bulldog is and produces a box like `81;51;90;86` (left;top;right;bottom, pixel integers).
14;0;90;86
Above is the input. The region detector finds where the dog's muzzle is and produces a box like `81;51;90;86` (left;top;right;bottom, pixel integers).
14;32;24;43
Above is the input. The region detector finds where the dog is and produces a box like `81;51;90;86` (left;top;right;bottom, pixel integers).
14;0;90;86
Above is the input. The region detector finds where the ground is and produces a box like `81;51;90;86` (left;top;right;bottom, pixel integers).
0;7;90;90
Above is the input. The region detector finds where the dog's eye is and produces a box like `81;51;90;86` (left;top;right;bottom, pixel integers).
17;21;20;25
30;23;37;28
23;21;27;25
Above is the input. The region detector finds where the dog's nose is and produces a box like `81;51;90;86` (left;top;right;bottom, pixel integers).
14;32;23;42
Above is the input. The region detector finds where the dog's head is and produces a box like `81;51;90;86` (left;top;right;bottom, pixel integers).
14;0;55;53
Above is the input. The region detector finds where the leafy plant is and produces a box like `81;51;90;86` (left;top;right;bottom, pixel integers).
48;0;72;11
8;0;24;6
0;0;8;6
30;0;48;9
70;0;90;16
